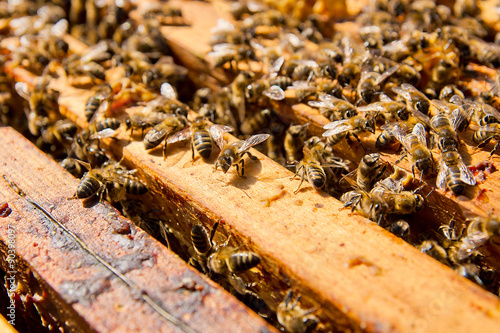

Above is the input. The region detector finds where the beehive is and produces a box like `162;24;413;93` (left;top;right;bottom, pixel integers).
1;1;500;332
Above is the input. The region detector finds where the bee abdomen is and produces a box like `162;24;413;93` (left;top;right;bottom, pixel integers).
307;166;326;189
193;131;212;159
123;178;148;195
227;252;261;273
95;118;121;132
191;224;211;254
446;170;465;195
77;177;101;199
85;96;100;121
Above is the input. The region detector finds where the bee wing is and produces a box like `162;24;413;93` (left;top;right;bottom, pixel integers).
449;94;464;105
392;85;411;100
209;125;227;149
390;124;410;147
160;82;177;100
210;124;233;133
378;93;393;103
401;83;419;93
51;19;68;37
374;177;403;193
290;80;315;90
269;56;285;74
166;127;192;144
308;100;328;108
412;109;431;127
14;82;31;101
357;103;385;113
450;108;469;131
263;85;285;100
459;162;477;186
375;65;399;85
412;122;428;146
238;134;270;152
80;41;110;63
322;124;352;137
210;19;235;34
431;99;450;114
90;128;116;140
436;160;448;190
481;103;500;122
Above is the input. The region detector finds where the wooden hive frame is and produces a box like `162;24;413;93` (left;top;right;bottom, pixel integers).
2;0;500;332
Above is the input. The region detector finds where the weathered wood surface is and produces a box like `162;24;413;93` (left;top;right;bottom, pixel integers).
0;127;277;333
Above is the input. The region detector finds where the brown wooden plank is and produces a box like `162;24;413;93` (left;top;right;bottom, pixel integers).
0;127;277;333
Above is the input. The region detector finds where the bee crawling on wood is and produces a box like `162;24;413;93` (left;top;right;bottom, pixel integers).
166;116;233;161
212;126;270;177
277;289;319;333
70;160;147;203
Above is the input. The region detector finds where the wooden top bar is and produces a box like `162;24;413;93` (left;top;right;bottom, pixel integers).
0;127;277;333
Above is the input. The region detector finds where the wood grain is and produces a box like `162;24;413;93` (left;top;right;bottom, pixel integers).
0;127;276;333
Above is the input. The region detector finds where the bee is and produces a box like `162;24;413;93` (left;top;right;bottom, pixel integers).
439;85;465;103
212;127;270;177
322;115;376;148
143;115;187;157
448;215;500;264
467;100;500;126
277;290;319;333
436;148;476;195
371;177;425;215
231;71;254;123
308;94;358;121
207;43;257;70
290;147;327;194
392;83;431;115
388;219;411;239
391;123;433;177
73;161;148;202
430;99;468;151
14;68;57;136
356;66;399;104
189;222;218;273
356;153;386;192
357;93;410;122
166;116;233;160
207;245;261;275
78;118;121;144
125;112;177;139
417;240;449;265
61;157;84;178
341;187;386;224
85;84;113;121
473;123;500;157
284;124;309;163
40;119;78;145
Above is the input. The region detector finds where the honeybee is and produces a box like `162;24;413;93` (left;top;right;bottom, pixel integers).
430;99;467;151
341;187;386;224
189;222;218;273
61;157;85;178
78;118;121;144
473;123;500;157
356;66;399;104
417;239;449;265
284;124;309;163
371;177;425;215
85;84;113;121
232;71;254;123
212;127;270;177
357;93;410;122
143;115;187;157
439;85;465;103
290;147;327;194
44;118;77;143
207;43;257;70
207;245;261;275
448;215;500;264
308;94;358;121
391;123;433;177
14;69;57;136
467;100;500;126
388;219;411;239
73;161;147;202
392;83;430;115
166;116;233;160
286;80;317;102
322;115;376;147
277;290;319;333
356;153;386;192
436;148;476;195
125;112;177;139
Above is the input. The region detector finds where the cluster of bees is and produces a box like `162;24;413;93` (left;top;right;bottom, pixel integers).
2;0;500;332
199;0;500;310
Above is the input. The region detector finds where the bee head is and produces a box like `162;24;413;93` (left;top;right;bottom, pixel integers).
365;118;376;133
415;100;430;114
397;106;410;120
414;194;425;212
125;118;132;130
217;156;233;173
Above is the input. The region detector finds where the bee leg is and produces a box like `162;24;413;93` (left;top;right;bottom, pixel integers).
191;140;196;163
394;153;407;165
245;151;258;160
239;159;245;177
213;161;219;172
293;167;306;194
351;132;367;152
163;140;168;160
489;141;500;158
